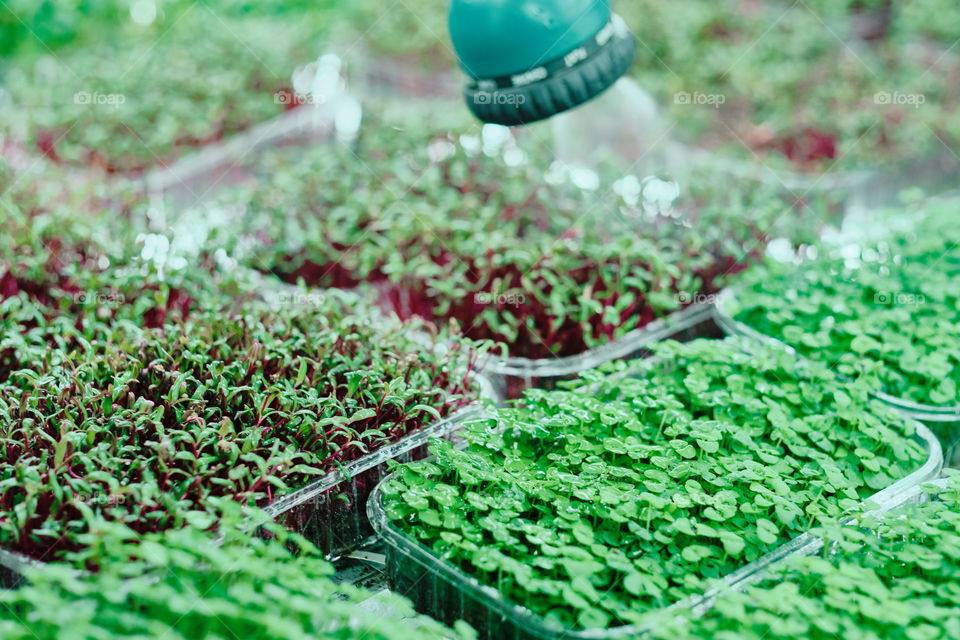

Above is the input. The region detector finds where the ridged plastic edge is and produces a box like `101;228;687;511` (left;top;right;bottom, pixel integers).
485;303;715;379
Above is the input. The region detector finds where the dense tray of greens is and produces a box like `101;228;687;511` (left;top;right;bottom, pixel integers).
724;196;960;409
379;338;930;631
0;161;489;564
0;500;475;640
199;115;834;361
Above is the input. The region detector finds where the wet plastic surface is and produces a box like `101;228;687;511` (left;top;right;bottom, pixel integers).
713;287;960;468
369;400;941;639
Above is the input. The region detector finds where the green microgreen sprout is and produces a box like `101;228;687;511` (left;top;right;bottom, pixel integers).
731;196;960;408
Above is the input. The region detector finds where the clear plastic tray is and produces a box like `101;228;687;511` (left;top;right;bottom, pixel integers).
355;54;460;100
678;142;870;195
484;303;720;400
859;475;952;512
704;420;942;596
0;374;497;589
671;142;869;220
140;106;335;204
368;409;941;639
713;287;960;467
243;276;500;557
0;549;43;589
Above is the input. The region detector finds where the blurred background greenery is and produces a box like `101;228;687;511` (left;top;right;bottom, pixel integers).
1;1;957;174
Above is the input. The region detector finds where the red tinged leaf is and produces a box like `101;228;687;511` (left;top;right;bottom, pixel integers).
0;271;19;300
143;306;166;329
34;130;62;163
778;128;838;165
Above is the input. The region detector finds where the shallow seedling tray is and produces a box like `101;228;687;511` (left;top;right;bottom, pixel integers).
636;475;956;635
699;422;943;596
366;328;943;640
0;373;498;588
687;474;957;625
484;303;721;400
672;112;960;220
367;416;940;640
713;287;960;468
137;106;337;213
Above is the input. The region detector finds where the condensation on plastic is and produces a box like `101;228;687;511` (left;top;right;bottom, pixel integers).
484;303;721;400
713;287;960;468
260;373;499;560
368;398;942;639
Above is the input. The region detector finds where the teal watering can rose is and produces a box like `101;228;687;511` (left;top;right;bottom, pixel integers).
449;0;637;125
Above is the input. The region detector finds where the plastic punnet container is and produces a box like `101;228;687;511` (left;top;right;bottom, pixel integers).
675;142;868;218
642;475;955;633
703;420;942;597
0;374;498;589
137;105;339;218
367;398;942;639
713;287;960;468
246;277;499;557
857;475;954;513
484;303;721;400
0;550;42;590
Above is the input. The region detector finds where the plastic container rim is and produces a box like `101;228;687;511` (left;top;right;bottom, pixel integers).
484;303;714;378
262;372;498;519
